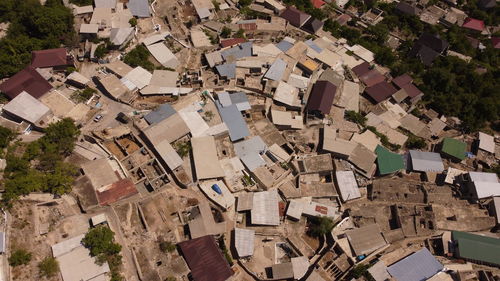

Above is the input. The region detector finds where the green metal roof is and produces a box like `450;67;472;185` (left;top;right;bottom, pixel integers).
375;145;405;175
452;231;500;266
441;138;466;160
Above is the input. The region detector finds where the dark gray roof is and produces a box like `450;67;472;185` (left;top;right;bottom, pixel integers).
221;42;253;61
128;0;151;17
276;40;294;52
216;101;250;141
144;104;176;125
387;248;443;281
216;63;236;79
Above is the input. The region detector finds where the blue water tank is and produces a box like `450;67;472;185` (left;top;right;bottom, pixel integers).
212;184;222;195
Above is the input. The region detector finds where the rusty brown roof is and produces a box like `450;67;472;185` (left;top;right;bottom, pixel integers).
306;80;337;114
0;66;52;99
31;48;71;68
392;74;413;88
96;178;138;206
365;81;397;104
220;38;246;48
179;236;233;281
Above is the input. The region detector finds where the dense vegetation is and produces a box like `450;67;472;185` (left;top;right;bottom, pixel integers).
0;0;75;79
82;226;124;281
38;257;59;277
8;249;32;267
0;127;15;149
123;44;155;71
324;2;499;132
2;119;80;206
307;216;335;237
69;0;93;5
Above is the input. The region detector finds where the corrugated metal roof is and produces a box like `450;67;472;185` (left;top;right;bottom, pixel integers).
306;80;336;114
409;150;444;172
251;189;280;226
276;40;294;52
368;261;391;281
478;132;495;153
3;91;51;124
221;42;253;61
237;192;254;211
123;66;152;89
387;248;443;281
154;140;183;170
144;104;176;125
96;178;138;205
128;0;151;17
234;136;267;171
215;101;249;141
264;58;287;81
147;42;179;68
0;66;53;99
179;236;234;281
215;63;236;79
94;0;116;8
234;228;255;257
375;145;405;175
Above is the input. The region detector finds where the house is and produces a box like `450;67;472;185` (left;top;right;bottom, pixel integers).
478;0;496;9
105;60;133;78
251;189;280;226
66;71;90;88
492;37;500;49
462;17;485;32
365;81;398;104
215;99;250;141
234;136;267;172
178;236;234;281
410;33;449;66
31;48;72;70
346;224;387;256
188;201;226;238
95;0;117;9
2;91;53;129
306;80;337;116
409;150;444;172
220;38;246;48
280;6;311;28
234;228;255;258
489;197;500;227
128;0;151;17
335;170;360;202
264;58;287;81
451;231;500;267
146;42;180;69
191;136;225;180
302;18;324;34
310;0;325;8
441;138;466;161
387;248;443;281
97;75;130;102
375;145;405;175
215;63;236;80
52;234;110;281
140;70;181;96
109;27;135;49
352;62;386;87
0;66;52;99
273;81;301;109
462;171;500;199
477;132;495;154
391;74;424;104
96;178;138;206
395;2;421;16
348;144;377;178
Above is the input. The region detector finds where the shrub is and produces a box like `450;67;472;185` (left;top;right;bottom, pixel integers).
9;249;31;267
159;241;176;253
129;18;137;27
307;216;334;238
38;257;59;277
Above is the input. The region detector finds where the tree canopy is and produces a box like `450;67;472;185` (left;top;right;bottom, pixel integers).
0;0;75;79
123;45;155;71
82;226;124;280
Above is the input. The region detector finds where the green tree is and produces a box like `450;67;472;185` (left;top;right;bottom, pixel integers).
82;226;122;258
238;0;252;7
0;126;14;148
94;44;109;59
38;257;59;277
129;18;137;27
69;0;93;5
9;249;32;267
39;118;80;156
220;26;232;38
345;110;367;126
123;45;154;71
159;241;176;253
308;216;334;238
234;29;245;38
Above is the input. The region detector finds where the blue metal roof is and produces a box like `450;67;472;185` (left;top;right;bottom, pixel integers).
234;136;267;171
221;42;253;61
305;39;322;53
276;40;293;52
387;248;443;281
216;63;236;79
144;104;176;125
230;92;251;111
216;101;250;141
264;58;287;81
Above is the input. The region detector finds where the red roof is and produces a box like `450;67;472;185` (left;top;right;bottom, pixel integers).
462;18;485;32
402;83;423;98
179;236;234;281
310;0;325;8
96;178;138;206
360;70;386;87
306;80;337;114
492;37;500;49
0;66;52;99
238;23;257;31
392;74;413;89
365;81;398;103
220;38;246;48
31;48;70;68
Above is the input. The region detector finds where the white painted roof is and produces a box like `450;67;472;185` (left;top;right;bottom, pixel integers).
147;42;179;69
336;170;360;202
123;66;152;90
234;228;255;257
251;189;280;226
3;91;51;124
478;132;495;153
